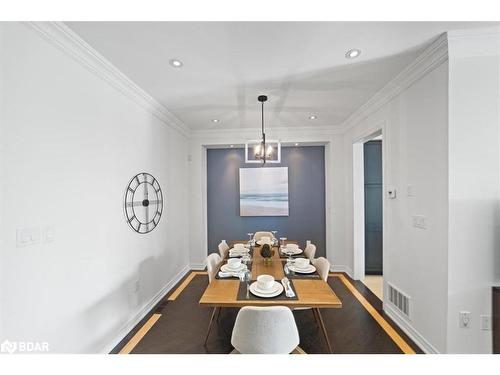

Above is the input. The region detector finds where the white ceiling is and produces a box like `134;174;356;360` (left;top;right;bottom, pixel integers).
65;21;496;131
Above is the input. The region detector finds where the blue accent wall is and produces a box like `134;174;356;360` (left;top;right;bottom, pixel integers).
207;146;326;257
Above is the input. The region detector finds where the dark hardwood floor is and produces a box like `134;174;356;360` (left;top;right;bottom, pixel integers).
112;272;422;354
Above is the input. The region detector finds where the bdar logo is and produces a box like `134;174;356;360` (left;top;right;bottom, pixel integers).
1;340;17;354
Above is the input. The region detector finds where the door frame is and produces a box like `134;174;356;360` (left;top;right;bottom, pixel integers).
352;122;387;282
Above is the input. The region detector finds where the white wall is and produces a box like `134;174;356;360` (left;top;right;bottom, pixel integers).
0;23;190;353
446;28;500;353
342;62;450;353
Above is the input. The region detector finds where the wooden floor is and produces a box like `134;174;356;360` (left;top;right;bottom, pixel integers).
112;272;422;354
362;275;384;300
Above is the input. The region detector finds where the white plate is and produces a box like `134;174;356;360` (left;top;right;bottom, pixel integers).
249;282;284;298
288;264;317;274
220;264;247;273
230;247;250;253
256;240;273;245
282;248;303;255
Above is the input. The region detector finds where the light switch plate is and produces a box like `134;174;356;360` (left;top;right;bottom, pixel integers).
480;315;492;330
16;226;41;247
43;225;55;243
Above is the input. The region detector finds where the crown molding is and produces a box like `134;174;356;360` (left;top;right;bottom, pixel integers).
191;124;345;140
447;25;500;40
26;22;192;139
339;32;449;133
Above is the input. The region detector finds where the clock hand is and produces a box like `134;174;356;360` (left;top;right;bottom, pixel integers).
126;201;143;207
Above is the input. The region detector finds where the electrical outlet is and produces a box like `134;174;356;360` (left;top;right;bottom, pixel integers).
459;311;471;328
480;315;492;330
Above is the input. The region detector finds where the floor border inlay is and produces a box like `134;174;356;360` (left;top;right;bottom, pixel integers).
119;271;416;354
332;273;415;354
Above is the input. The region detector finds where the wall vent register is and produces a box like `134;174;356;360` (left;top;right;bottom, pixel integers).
388;283;411;318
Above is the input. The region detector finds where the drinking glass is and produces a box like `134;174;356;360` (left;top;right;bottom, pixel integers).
271;230;278;244
280;237;287;248
247;232;254;246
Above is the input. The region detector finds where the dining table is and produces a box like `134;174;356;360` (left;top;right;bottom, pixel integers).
199;240;342;353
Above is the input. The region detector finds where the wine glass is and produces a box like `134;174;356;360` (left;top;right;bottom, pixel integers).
247;232;254;245
271;230;278;244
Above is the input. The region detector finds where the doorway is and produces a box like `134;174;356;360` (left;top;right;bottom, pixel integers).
353;131;384;301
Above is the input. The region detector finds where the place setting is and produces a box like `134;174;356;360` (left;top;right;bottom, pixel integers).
284;258;321;279
237;274;298;301
254;235;277;247
216;258;251;279
228;242;252;258
279;243;304;258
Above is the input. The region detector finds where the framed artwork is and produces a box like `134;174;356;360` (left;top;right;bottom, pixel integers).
239;167;289;216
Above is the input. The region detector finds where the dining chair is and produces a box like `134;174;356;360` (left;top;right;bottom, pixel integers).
311;256;330;282
253;231;273;241
304;243;316;260
293;256;331;348
231;306;303;354
218;241;229;259
204;253;222;346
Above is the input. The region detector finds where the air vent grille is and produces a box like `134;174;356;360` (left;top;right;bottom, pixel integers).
388;283;410;318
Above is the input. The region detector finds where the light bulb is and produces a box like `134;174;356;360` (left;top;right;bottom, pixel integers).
266;145;273;156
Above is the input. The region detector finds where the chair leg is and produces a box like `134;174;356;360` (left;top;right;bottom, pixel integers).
216;307;222;322
292;346;307;354
311;308;320;329
204;307;218;346
314;308;333;353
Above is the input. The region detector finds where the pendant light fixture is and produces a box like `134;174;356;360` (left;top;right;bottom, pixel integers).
245;95;281;164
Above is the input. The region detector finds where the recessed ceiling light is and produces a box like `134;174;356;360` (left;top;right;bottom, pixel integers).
169;59;183;68
294;143;299;146
230;145;234;148
211;119;219;123
345;49;361;59
309;115;317;120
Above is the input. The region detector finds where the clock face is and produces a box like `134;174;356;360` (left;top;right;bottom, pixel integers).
124;173;163;234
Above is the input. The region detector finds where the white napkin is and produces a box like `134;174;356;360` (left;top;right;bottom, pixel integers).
281;278;296;298
218;271;242;278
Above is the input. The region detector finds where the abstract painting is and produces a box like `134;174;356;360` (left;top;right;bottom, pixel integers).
239;167;289;216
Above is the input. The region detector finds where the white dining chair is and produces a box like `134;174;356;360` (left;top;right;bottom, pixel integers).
231;306;302;354
293;256;331;349
218;241;229;259
304;243;316;260
311;256;330;282
204;253;222;345
253;231;273;241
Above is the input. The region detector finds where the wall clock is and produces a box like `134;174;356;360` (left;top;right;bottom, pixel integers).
124;172;163;234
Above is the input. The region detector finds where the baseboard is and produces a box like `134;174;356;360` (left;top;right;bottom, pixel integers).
384;303;440;354
100;264;190;353
189;262;206;270
330;265;354;279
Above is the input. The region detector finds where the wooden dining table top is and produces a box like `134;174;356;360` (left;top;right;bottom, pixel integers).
199;240;342;308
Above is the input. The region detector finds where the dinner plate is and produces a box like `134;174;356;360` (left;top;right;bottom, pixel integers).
229;247;250;253
220;264;247;273
249;282;284;298
288;264;317;274
282;248;303;255
256;240;273;246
